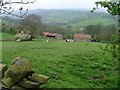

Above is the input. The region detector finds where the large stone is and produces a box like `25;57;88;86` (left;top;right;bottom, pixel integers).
0;64;8;78
2;77;14;88
2;57;34;88
29;74;49;84
0;83;10;90
11;85;27;90
18;78;40;88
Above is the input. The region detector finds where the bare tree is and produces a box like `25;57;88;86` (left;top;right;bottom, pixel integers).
0;0;35;18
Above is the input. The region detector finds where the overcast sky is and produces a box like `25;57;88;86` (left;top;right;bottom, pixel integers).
11;0;104;10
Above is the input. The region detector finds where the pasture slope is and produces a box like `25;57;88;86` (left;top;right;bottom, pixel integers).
2;40;118;88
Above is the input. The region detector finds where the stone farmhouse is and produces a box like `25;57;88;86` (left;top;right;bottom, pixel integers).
73;34;92;42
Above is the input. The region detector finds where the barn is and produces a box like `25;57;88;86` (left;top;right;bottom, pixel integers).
73;34;92;42
42;32;62;40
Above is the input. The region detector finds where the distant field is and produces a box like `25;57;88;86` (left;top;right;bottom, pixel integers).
2;40;118;88
72;18;117;28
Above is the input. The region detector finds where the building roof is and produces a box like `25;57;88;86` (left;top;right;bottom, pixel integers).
74;34;91;39
43;32;62;37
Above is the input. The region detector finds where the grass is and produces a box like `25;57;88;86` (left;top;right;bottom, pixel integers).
2;40;118;88
0;32;14;40
0;41;1;62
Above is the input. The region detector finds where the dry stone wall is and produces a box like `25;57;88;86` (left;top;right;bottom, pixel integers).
0;57;49;89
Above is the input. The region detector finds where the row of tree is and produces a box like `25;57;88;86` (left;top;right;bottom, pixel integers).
85;24;117;42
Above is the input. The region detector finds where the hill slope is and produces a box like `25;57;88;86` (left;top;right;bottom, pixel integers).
28;9;117;29
2;9;117;29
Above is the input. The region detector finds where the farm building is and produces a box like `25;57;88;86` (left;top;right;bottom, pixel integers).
42;32;62;40
73;34;92;42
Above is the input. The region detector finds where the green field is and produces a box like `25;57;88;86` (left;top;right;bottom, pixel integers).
2;40;118;88
0;33;14;40
72;18;117;28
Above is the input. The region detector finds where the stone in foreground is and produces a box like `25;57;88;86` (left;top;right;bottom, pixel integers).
18;78;40;88
2;77;14;88
2;57;34;88
11;85;26;90
29;74;49;84
0;64;8;78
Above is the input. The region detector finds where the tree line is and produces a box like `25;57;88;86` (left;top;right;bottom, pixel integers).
1;14;117;42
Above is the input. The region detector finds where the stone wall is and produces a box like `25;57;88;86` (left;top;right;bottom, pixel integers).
0;57;49;89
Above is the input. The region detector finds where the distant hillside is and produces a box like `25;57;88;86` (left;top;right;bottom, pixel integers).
27;9;117;29
1;16;20;26
2;9;117;29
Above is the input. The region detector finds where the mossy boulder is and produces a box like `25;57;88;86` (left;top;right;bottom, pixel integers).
11;85;26;90
0;83;10;90
0;64;8;78
29;74;49;84
2;77;14;88
1;57;49;89
2;57;34;88
18;78;40;88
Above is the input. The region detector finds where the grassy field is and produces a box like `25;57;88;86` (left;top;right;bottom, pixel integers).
0;33;14;40
0;41;1;62
2;40;118;88
72;18;117;28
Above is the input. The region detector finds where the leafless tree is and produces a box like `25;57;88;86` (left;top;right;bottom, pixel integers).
0;0;35;18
